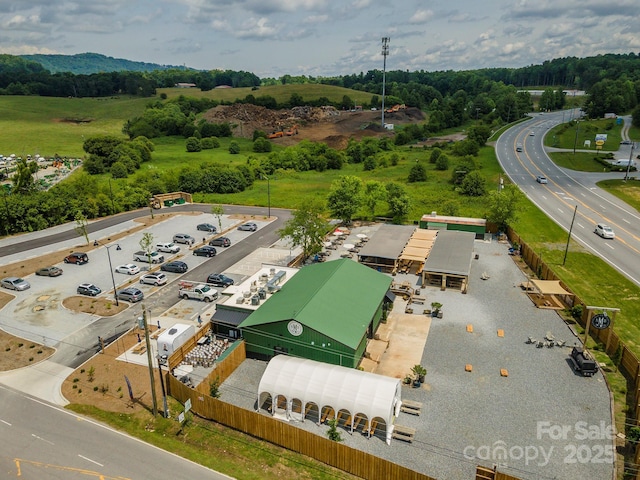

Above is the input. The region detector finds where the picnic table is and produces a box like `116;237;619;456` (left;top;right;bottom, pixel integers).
392;424;416;442
400;399;423;415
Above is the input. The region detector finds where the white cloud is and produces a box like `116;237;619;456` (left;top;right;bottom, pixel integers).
409;9;433;25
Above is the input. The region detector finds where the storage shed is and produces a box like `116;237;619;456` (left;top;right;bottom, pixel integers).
239;259;392;367
419;213;486;238
258;355;402;444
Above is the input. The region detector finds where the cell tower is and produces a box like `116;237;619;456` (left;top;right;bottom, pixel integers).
381;37;390;128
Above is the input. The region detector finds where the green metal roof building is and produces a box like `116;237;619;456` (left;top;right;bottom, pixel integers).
239;259;392;368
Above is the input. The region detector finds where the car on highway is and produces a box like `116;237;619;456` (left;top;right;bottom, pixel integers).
621;140;632;145
209;236;231;247
594;223;615;239
160;261;188;273
536;175;548;184
64;252;89;265
1;277;31;291
35;266;63;277
173;233;195;245
116;287;144;303
193;246;217;257
529;131;535;136
156;242;180;254
206;273;234;287
115;263;141;275
77;283;101;296
197;223;217;233
237;222;257;232
139;272;168;286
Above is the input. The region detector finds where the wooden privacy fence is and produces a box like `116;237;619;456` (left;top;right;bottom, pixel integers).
166;339;521;480
168;375;436;480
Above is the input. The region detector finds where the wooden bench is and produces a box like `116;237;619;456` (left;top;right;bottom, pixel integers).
400;400;423;416
392;424;416;443
365;419;379;438
132;344;146;355
320;408;334;424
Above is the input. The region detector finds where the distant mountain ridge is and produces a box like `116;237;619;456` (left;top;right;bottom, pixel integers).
20;52;192;74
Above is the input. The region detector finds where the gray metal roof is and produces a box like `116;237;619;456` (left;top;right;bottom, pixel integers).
422;230;476;276
212;307;251;327
357;224;415;260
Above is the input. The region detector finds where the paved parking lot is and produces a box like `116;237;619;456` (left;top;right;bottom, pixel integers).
219;237;613;480
0;213;270;345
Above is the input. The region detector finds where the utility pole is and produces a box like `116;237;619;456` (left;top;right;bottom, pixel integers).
142;306;158;417
563;205;577;265
381;37;390;128
624;142;635;181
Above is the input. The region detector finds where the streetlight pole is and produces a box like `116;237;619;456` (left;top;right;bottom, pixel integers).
573;120;580;155
104;244;119;306
262;174;271;218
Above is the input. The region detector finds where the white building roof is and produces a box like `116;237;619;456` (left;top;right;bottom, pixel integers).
258;355;402;444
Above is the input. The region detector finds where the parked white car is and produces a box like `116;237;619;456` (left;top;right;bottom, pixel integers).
115;264;141;275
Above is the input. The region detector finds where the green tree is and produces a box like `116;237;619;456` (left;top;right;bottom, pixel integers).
363;180;386;220
429;147;442;164
110;162;128;179
211;205;224;232
435;154;449;171
487;185;524;232
386;182;411;223
185;137;201;152
12;158;38;194
327;175;363;224
229;141;240;154
408;162;427;182
460;171;486;196
278;198;328;259
326;418;343;442
363;156;376;171
74;210;90;245
140;232;154;265
253;137;272;153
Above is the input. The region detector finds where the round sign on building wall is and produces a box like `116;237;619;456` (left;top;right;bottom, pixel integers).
287;320;303;336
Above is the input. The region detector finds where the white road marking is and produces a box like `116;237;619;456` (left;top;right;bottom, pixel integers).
78;455;103;467
576;223;584;229
0;419;11;426
623;219;631;224
31;433;54;445
558;208;564;214
606;243;615;250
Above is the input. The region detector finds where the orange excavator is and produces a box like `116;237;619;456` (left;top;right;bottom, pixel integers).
285;124;298;136
267;130;284;139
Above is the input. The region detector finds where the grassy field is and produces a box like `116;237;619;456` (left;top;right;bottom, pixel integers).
547;151;614;171
545;117;622;150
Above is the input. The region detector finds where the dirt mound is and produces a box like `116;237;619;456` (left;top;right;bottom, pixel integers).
201;104;423;149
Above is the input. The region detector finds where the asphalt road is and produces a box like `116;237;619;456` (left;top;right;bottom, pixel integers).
0;384;232;479
496;111;640;286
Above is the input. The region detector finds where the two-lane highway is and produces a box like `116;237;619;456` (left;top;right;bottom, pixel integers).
496;111;640;286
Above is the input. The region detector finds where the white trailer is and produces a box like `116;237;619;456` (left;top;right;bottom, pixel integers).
157;323;195;356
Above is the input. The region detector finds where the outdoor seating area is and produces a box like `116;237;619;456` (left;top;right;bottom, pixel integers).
316;228;370;262
181;336;230;368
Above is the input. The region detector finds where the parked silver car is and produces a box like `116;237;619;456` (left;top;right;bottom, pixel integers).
1;277;31;291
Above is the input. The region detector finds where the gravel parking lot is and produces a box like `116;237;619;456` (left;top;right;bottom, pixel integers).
219;238;614;480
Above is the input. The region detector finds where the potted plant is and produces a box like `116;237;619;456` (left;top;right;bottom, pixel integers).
431;302;443;318
403;375;412;385
411;364;427;384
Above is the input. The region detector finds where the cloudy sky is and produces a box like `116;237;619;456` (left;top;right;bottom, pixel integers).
1;0;639;78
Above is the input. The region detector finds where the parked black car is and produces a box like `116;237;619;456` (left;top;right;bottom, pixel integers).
160;261;188;273
197;223;217;233
193;246;217;257
206;273;234;287
209;236;231;247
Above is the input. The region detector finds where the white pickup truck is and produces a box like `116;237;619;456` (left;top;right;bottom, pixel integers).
133;250;165;264
156;242;180;254
178;282;218;302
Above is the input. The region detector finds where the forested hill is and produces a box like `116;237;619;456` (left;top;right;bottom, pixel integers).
20;52;190;74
